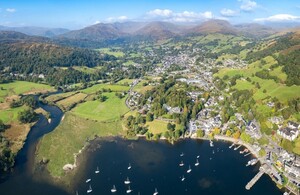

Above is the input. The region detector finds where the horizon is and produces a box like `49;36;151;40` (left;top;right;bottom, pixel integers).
0;0;299;30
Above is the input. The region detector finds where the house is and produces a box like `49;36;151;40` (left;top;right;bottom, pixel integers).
277;127;299;141
268;116;283;125
288;121;300;129
163;104;182;114
267;102;275;108
285;162;300;178
245;119;262;139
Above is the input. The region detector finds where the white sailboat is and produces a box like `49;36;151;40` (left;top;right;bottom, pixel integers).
87;185;92;194
126;186;132;194
95;166;100;174
128;163;131;170
186;165;192;173
111;185;117;193
86;178;91;183
197;155;200;158
181;175;185;181
210;140;214;147
195;159;199;166
179;161;184;167
180;152;184;157
153;188;158;195
124;177;131;184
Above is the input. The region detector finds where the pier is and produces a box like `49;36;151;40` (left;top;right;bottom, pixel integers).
245;164;269;190
244;152;251;157
234;145;242;150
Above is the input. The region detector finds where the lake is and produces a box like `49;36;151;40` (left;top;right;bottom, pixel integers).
0;137;283;195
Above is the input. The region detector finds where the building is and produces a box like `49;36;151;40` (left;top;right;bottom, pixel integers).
277;127;299;141
245;120;262;139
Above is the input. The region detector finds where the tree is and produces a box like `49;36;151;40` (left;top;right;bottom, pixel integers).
196;129;204;137
167;123;176;131
0;119;6;132
18;109;37;123
99;95;107;102
213;128;221;135
146;112;154;122
232;131;241;139
240;132;254;144
226;130;232;137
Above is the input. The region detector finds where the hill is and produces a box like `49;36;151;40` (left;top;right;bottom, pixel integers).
235;23;276;38
0;26;69;37
134;21;183;39
0;31;50;43
59;23;128;41
189;20;238;35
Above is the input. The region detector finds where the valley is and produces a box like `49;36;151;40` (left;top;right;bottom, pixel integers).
0;19;299;194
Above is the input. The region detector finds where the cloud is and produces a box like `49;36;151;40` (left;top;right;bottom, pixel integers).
239;0;257;12
6;8;16;13
254;14;300;22
105;15;129;23
220;9;239;17
146;9;213;22
147;9;173;17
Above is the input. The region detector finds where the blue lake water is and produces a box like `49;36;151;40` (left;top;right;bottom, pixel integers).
72;138;282;195
0;137;283;195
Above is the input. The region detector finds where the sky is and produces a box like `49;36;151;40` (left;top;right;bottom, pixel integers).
0;0;300;29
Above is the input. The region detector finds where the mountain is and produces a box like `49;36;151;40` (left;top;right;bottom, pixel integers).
134;21;185;39
0;26;69;37
189;20;238;35
110;22;146;34
235;23;276;38
0;31;50;43
59;23;128;41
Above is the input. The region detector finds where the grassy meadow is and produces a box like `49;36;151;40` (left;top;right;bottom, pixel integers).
81;83;129;94
72;93;129;121
215;56;300;103
0;81;53;102
96;48;125;57
37;113;123;177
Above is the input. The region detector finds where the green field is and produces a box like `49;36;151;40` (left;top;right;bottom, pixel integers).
72;66;101;74
56;93;87;110
37;113;123;177
117;79;135;85
72;93;129;121
45;91;77;102
81;83;129;94
146;120;169;134
0;81;53;102
0;106;27;123
132;80;154;94
216;56;300;103
97;48;124;57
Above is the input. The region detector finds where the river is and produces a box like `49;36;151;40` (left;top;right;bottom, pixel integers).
0;99;283;195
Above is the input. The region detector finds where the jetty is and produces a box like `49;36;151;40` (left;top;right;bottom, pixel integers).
244;152;251;157
245;164;269;190
234;145;242;150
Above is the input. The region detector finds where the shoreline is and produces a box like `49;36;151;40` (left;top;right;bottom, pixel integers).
38;134;289;194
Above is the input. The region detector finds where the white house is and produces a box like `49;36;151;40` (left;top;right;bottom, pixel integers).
277;127;299;141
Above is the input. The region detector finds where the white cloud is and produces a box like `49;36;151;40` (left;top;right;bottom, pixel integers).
239;0;257;12
254;14;300;22
220;8;239;17
147;9;173;17
6;8;16;13
146;9;213;22
105;15;129;23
